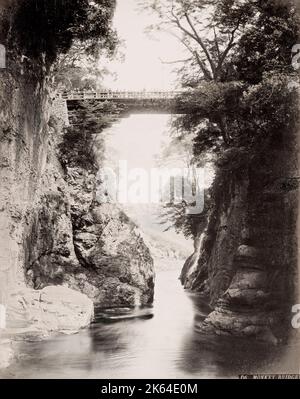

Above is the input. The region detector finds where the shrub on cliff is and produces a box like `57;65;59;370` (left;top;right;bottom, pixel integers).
58;101;121;171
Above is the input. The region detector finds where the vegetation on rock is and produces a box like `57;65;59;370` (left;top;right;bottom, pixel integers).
10;0;117;65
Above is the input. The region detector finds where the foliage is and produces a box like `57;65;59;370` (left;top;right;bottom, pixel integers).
235;0;299;83
172;0;299;161
176;73;299;161
58;101;121;171
11;0;118;66
52;42;113;91
139;0;254;83
159;202;208;238
142;0;299;237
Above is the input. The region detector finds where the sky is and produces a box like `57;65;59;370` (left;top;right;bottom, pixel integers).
101;0;185;91
105;114;173;170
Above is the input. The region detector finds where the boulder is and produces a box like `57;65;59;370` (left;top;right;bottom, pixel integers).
7;286;94;335
26;170;155;309
69;203;155;307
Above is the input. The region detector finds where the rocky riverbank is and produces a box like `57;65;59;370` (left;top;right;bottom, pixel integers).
0;1;154;368
181;146;299;343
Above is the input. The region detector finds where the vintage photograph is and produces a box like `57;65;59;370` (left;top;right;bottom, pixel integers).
0;0;299;380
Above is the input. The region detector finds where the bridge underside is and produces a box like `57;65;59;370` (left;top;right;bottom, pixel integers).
67;98;187;115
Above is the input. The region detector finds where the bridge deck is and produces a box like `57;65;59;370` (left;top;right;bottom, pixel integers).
59;90;183;101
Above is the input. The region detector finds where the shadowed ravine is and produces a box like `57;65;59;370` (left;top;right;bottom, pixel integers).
1;265;299;379
0;0;299;380
1;113;299;378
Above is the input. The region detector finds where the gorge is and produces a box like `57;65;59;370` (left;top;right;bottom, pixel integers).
0;0;299;377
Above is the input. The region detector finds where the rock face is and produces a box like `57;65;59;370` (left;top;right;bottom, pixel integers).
71;203;154;307
25;163;155;308
181;145;299;343
0;286;93;369
0;1;154;348
6;286;94;334
180;233;207;294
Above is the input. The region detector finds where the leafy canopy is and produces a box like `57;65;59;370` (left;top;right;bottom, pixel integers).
11;0;118;65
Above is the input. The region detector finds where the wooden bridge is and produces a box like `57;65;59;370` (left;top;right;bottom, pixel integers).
53;90;189;126
58;90;184;101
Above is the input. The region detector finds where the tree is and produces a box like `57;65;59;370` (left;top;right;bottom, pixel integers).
143;0;299;238
172;0;300;160
58;101;122;171
235;0;299;83
10;0;118;66
139;0;254;83
52;41;113;91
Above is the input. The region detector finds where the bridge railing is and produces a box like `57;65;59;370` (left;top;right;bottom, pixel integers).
59;90;183;101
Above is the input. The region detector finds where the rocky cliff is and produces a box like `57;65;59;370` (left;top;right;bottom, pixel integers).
0;1;154;365
0;74;154;313
181;141;299;343
26;155;155;308
0;32;97;365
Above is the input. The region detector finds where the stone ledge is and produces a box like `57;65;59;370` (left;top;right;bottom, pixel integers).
6;285;94;335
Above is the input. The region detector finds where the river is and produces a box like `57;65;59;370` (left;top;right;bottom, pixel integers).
1;263;299;379
1;114;299;379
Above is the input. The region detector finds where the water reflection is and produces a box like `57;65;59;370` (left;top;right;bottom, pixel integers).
1;268;299;379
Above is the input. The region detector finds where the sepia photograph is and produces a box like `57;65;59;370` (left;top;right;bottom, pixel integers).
0;0;299;383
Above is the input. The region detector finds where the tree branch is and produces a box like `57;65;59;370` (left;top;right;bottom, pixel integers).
159;57;193;65
215;20;241;78
213;27;221;61
194;51;213;81
184;12;216;76
164;28;211;80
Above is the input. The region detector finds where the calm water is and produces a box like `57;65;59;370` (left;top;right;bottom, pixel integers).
1;267;299;379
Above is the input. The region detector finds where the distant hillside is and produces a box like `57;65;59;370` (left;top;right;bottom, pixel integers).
124;204;193;263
